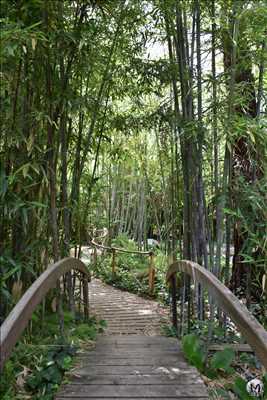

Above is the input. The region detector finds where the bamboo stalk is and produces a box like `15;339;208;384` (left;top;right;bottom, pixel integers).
148;252;155;295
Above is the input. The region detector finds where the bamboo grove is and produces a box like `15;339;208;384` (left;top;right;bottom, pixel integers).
1;0;266;324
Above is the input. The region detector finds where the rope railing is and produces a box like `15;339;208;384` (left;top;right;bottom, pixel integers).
90;239;151;255
90;239;156;294
0;257;90;371
166;260;267;370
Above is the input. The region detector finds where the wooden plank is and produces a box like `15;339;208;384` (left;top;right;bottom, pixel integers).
90;313;159;319
90;299;151;303
91;344;180;350
66;373;203;385
76;355;186;365
57;398;209;400
78;345;181;352
89;344;181;350
77;350;183;357
58;383;208;397
98;310;161;314
100;321;161;326
208;343;253;353
103;332;153;334
95;336;178;344
70;365;198;376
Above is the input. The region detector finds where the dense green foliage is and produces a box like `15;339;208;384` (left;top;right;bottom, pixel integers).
94;234;169;299
1;0;266;398
181;333;267;399
1;0;266;312
0;312;106;399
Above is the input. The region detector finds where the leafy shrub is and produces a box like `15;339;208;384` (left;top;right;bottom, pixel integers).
182;334;205;372
94;234;170;299
208;387;232;399
210;347;235;374
182;334;235;376
181;333;266;399
161;324;177;337
0;360;17;399
0;312;105;400
72;323;98;341
232;377;255;400
26;343;76;400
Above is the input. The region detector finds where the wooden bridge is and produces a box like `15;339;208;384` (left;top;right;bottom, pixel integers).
56;336;208;399
1;242;267;399
56;278;208;399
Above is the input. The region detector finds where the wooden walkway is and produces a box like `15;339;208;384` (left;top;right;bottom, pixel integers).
89;279;169;335
56;279;209;400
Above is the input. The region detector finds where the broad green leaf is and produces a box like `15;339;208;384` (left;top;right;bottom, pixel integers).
182;334;205;371
210;348;235;373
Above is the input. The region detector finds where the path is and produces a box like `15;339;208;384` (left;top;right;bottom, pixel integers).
56;279;209;399
89;279;169;335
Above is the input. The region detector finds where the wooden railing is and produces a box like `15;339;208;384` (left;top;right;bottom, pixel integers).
90;239;156;294
166;260;267;369
0;257;90;371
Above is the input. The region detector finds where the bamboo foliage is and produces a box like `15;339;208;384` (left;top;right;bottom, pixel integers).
1;0;266;325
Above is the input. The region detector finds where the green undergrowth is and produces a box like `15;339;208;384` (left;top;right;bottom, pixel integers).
181;333;267;399
94;234;170;301
0;312;106;400
161;321;266;399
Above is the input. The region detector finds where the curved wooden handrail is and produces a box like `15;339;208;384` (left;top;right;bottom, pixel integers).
0;257;90;371
90;239;152;256
166;260;267;369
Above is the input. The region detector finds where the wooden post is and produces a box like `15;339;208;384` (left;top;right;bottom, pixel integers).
148;252;155;295
78;275;82;313
186;275;191;334
82;273;89;321
171;275;178;332
111;249;116;277
93;247;97;267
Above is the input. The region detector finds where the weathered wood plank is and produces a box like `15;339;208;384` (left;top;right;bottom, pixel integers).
76;357;188;366
90;313;158;319
100;322;161;327
95;335;178;343
65;374;203;385
72;365;197;376
77;351;184;357
57;397;209;399
58;383;208;397
93;342;180;348
98;343;179;348
208;343;252;353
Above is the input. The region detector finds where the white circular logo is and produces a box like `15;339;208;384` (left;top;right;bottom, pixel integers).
246;378;264;397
